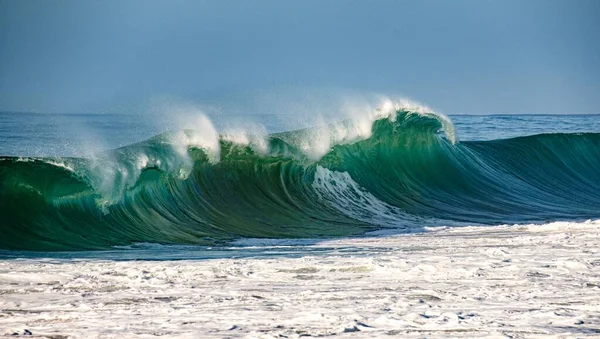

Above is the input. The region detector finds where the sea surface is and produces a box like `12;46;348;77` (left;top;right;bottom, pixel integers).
1;103;599;259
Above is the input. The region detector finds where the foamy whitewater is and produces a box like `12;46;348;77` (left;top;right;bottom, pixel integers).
1;99;600;337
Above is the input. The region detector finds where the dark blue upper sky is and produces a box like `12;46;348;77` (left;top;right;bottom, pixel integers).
0;0;598;114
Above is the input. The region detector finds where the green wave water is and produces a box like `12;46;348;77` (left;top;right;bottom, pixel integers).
1;111;599;251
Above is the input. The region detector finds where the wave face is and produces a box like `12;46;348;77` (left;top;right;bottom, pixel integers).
1;110;600;251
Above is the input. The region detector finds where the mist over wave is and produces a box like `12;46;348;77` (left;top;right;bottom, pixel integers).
1;99;599;251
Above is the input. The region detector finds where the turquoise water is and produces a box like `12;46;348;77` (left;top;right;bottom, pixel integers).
1;110;599;257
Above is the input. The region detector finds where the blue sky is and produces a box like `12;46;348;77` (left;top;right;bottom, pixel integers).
0;0;598;114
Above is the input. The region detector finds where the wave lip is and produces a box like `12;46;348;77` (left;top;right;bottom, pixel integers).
1;109;600;251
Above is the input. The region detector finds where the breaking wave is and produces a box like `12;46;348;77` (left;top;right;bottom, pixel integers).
1;103;599;250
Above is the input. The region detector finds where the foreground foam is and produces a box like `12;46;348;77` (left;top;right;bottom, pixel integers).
1;220;598;338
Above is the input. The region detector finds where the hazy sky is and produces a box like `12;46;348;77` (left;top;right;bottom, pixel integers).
0;0;598;114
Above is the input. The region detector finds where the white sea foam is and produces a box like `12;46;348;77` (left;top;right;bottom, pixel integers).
312;166;456;230
70;107;223;204
221;124;270;155
312;166;419;227
2;220;598;338
277;96;455;160
168;112;221;163
40;159;77;173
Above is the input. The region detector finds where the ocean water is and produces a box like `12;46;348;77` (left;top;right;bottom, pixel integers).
1;103;599;258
